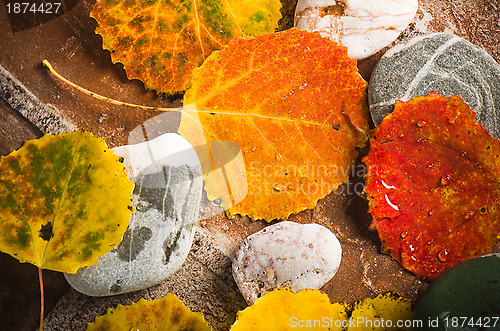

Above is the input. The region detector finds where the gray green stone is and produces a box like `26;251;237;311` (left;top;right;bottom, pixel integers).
369;33;500;138
414;253;500;331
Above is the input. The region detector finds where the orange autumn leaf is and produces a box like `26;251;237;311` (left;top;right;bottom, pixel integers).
91;0;281;94
179;28;370;221
363;93;500;280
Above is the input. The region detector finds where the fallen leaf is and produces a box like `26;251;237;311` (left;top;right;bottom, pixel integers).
87;293;211;330
0;130;134;274
179;28;369;221
363;92;500;280
230;288;349;330
91;0;282;94
347;292;413;330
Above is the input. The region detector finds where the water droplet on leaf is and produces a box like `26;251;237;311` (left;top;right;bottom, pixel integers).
381;180;396;190
273;183;284;192
437;249;449;262
416;120;427;127
440;174;451;186
465;211;475;220
400;231;408;239
428;210;434;216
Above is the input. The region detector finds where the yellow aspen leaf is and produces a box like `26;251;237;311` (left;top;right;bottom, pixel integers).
90;0;282;94
0;130;134;274
179;28;369;221
86;293;212;330
347;292;414;331
230;288;349;330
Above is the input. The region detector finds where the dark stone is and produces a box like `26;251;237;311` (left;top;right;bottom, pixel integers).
414;253;500;330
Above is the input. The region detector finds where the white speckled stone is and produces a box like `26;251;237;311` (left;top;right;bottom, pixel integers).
64;133;202;296
294;0;418;60
369;33;500;138
232;221;341;305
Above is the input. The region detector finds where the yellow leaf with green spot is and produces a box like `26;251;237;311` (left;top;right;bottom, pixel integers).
0;130;134;274
91;0;282;94
86;293;212;330
230;288;349;330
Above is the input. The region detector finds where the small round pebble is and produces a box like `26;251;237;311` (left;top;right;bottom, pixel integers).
232;221;342;305
369;33;500;138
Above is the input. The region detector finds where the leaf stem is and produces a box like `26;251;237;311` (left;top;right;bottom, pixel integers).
38;266;44;331
42;60;177;112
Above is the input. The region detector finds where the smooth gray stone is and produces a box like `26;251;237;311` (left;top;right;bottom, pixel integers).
369;33;500;138
64;133;202;296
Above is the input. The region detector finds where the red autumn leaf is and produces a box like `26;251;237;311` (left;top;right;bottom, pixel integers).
363;92;500;280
